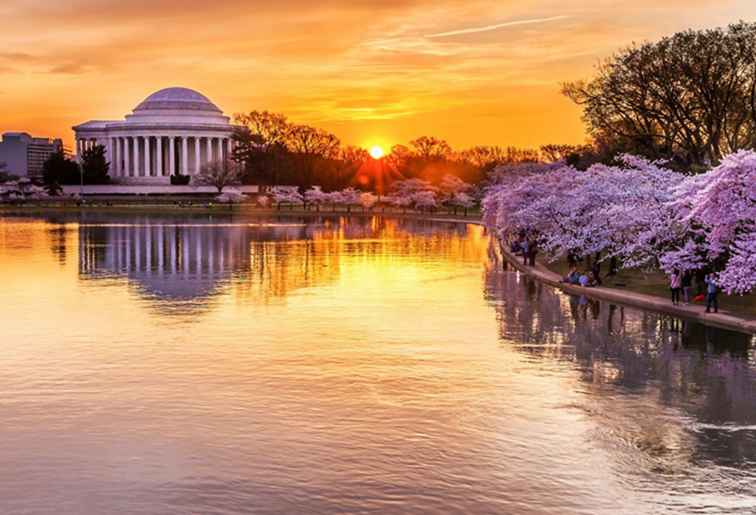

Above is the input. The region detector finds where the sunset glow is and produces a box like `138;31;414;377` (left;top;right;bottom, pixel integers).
369;146;385;159
2;1;755;150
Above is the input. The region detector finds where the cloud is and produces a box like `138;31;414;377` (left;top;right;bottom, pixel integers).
425;15;571;39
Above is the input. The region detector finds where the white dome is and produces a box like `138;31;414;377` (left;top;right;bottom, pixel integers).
134;87;222;113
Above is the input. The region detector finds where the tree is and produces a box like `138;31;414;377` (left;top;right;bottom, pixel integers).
359;192;378;211
80;144;110;184
449;192;474;216
287;124;341;193
457;146;539;170
409;136;452;160
304;186;329;210
270;186;303;208
661;150;756;294
438;174;471;201
0;162;19;184
563;22;756;169
42;149;80;186
233;111;292;185
481;149;756;295
196;158;242;193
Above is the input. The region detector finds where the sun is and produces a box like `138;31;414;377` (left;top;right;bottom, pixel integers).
369;145;385;159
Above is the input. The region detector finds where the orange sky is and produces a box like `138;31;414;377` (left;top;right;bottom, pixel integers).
1;1;754;151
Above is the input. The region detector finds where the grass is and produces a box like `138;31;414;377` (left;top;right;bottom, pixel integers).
548;258;756;319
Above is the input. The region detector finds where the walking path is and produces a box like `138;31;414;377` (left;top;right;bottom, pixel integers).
427;216;755;335
498;246;756;335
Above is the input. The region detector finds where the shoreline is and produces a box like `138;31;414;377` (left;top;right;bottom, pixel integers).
497;245;756;336
2;203;753;335
0;202;479;221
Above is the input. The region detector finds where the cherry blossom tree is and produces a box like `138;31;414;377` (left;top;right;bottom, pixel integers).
304;186;329;211
270;186;303;209
359;192;378;211
482;150;756;295
662;150;756;294
449;192;474;216
411;190;437;212
333;188;361;212
196;158;242;193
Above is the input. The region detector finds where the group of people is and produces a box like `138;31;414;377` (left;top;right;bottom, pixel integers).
508;234;723;315
510;236;538;267
562;266;601;288
668;271;719;313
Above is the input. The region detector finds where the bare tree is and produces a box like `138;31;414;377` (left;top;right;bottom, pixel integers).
196;158;242;193
457;146;540;169
563;21;756;169
409;136;452;160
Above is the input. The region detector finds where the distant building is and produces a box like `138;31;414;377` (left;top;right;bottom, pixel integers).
0;132;63;178
73;87;236;184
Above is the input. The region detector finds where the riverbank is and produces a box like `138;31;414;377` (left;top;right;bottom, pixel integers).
498;245;756;335
0;200;481;221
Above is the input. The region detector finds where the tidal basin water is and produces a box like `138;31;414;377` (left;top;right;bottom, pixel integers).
0;213;754;514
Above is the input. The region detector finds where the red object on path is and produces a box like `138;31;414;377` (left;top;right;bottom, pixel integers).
693;294;705;303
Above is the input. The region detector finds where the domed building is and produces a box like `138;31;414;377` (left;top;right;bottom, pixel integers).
73;87;235;183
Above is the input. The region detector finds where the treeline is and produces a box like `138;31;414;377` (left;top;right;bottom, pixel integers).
231;111;553;192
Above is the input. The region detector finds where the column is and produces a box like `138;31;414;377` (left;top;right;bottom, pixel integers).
206;137;212;165
169;136;176;176
124;137;131;177
194;137;201;174
118;138;124;176
182;136;189;175
156;136;163;176
226;138;232;160
107;138;114;176
144;135;151;177
134;136;141;177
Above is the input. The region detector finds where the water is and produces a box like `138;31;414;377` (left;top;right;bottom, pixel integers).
0;213;754;514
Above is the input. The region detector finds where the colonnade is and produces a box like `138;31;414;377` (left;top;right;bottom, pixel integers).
75;134;233;178
79;225;244;276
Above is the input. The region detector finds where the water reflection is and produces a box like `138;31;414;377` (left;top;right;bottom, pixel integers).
0;214;753;514
74;214;481;310
485;265;756;502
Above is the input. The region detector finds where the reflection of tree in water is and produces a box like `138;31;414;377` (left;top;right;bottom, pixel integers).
484;265;756;484
46;223;70;266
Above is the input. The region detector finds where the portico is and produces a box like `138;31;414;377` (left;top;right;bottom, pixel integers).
73;88;236;184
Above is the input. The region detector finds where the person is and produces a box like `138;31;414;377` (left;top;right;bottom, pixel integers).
681;271;693;304
578;271;593;287
563;266;579;284
527;239;538;266
704;274;718;313
521;239;529;265
669;271;681;305
590;269;602;287
510;239;521;254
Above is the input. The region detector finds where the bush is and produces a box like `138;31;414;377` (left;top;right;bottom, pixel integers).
170;174;191;185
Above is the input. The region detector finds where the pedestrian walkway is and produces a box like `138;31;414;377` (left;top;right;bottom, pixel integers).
500;247;756;335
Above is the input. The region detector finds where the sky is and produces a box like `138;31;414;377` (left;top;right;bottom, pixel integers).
1;0;755;151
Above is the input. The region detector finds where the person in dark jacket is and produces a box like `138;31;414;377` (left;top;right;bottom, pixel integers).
704;274;719;313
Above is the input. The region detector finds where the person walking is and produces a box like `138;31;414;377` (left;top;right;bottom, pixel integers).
670;271;681;305
704;274;719;313
681;271;693;304
521;239;529;265
527;239;538;266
